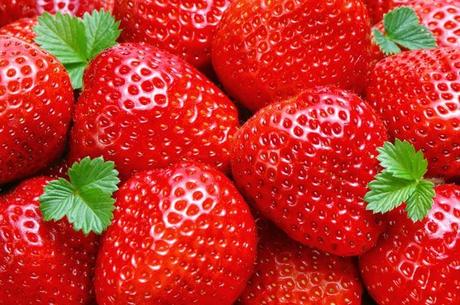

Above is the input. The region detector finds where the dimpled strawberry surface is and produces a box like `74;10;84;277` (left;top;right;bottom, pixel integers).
0;2;458;305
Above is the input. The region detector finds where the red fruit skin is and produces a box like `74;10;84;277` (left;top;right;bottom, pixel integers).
0;0;36;27
0;36;73;185
0;177;99;305
231;87;387;256
94;161;257;305
238;223;363;305
35;0;114;16
365;0;409;24
0;17;38;44
366;47;460;180
406;0;460;49
360;184;460;305
0;0;114;27
114;0;231;71
69;43;239;180
212;0;373;112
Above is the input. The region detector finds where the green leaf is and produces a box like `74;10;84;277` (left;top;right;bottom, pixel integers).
405;180;436;221
34;12;87;64
377;139;428;180
34;10;121;90
365;171;417;214
373;29;401;56
83;10;121;59
365;140;436;222
40;157;120;235
374;7;437;55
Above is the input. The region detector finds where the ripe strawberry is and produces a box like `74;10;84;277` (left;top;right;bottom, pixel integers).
0;176;99;304
238;222;363;305
366;47;460;179
94;161;257;305
360;184;460;305
231;86;387;256
0;36;73;185
68;42;239;179
0;0;114;26
212;0;373;112
0;17;38;44
114;0;231;72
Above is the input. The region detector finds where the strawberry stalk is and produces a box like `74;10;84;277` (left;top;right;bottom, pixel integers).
365;139;436;221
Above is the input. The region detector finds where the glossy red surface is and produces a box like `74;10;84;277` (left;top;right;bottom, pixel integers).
0;36;73;185
239;223;363;305
0;177;98;304
95;161;257;305
231;87;387;256
0;0;114;27
366;47;460;179
0;17;38;44
69;43;239;180
212;0;373;112
360;184;460;305
114;0;231;71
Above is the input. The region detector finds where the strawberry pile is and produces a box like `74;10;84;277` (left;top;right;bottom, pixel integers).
0;0;458;305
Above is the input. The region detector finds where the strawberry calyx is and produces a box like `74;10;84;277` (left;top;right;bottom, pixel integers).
39;157;120;235
365;139;436;222
373;7;437;55
34;10;121;89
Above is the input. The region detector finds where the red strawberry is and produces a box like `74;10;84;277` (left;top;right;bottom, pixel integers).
94;161;257;305
0;176;99;304
114;0;231;72
0;0;36;27
0;17;38;44
238;222;363;305
0;36;73;185
231;86;387;256
0;0;113;27
360;184;460;305
68;43;239;179
212;0;373;112
366;47;460;179
35;0;114;16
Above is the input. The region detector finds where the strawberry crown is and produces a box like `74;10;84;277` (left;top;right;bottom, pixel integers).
373;7;437;55
365;140;436;221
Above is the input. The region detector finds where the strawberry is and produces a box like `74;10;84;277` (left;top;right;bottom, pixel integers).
68;42;239;179
94;161;257;305
0;0;113;27
231;86;387;256
33;11;239;180
238;221;363;305
366;47;460;179
212;0;374;112
0;176;99;304
113;0;231;72
0;17;38;44
0;36;73;185
361;184;460;305
361;139;460;305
